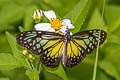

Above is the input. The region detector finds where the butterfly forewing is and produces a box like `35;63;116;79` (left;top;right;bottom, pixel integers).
16;31;63;55
73;29;107;54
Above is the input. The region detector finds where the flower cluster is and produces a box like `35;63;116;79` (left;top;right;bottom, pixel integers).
22;50;35;61
33;10;75;34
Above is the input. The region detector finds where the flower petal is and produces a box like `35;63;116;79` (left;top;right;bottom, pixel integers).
59;26;67;34
67;24;75;29
37;9;41;18
62;19;75;29
47;27;56;32
33;11;36;19
44;10;56;20
39;10;43;17
34;23;55;32
62;19;71;25
70;32;73;35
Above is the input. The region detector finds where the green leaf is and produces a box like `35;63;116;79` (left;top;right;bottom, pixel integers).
26;70;39;80
44;64;68;80
66;63;93;80
104;5;120;33
5;31;31;69
0;34;11;53
86;9;107;31
19;26;25;32
24;5;38;30
107;29;120;44
0;53;21;70
99;61;120;80
0;78;9;80
0;67;28;80
6;31;22;58
96;68;113;80
43;0;62;8
63;0;91;33
0;0;12;7
13;0;33;5
0;25;15;32
0;3;24;24
99;43;120;80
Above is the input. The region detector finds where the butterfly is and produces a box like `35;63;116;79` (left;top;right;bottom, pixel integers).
16;29;107;68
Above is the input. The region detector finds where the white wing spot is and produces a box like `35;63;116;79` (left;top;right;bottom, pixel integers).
24;42;27;43
95;42;97;45
21;34;23;36
43;57;46;60
92;46;94;49
89;31;92;33
38;32;41;33
47;58;50;60
20;37;22;39
87;49;90;52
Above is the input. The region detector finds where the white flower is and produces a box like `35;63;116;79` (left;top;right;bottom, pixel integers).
35;23;55;32
34;10;75;34
33;9;43;21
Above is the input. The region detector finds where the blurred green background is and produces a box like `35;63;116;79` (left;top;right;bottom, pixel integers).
0;0;120;80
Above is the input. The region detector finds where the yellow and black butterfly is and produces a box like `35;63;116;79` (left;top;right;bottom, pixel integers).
16;29;107;68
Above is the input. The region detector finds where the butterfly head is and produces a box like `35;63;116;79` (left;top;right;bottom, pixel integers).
64;30;71;42
65;30;70;35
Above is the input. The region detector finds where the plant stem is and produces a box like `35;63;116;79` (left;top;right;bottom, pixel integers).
92;0;105;80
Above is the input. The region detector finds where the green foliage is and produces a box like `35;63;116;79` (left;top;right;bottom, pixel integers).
0;53;21;70
0;78;9;80
0;0;120;80
0;3;24;24
64;0;91;33
44;63;68;80
23;5;38;31
26;70;39;80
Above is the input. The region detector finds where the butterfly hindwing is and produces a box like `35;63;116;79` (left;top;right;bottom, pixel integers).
63;40;86;68
40;40;64;68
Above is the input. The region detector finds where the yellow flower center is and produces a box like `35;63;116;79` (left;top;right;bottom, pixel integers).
50;19;62;30
35;16;40;21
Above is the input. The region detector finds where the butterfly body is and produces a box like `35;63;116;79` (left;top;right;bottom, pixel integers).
16;29;107;68
61;31;69;66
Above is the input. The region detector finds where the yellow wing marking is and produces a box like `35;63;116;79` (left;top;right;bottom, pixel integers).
50;41;64;57
45;40;60;48
67;41;79;57
67;42;71;57
74;39;87;49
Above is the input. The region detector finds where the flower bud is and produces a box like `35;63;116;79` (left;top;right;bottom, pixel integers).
33;9;43;23
22;50;28;55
